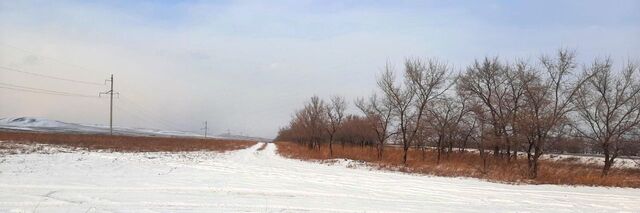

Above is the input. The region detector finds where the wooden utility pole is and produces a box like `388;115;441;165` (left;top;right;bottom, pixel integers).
100;74;118;135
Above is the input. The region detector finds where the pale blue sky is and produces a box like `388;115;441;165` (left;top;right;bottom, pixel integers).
1;1;638;138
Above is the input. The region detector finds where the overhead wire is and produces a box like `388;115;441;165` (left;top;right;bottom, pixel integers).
3;42;315;136
0;42;101;76
0;82;99;98
0;86;89;98
118;95;196;133
0;43;193;132
0;65;104;86
116;101;178;131
114;82;203;132
113;104;174;130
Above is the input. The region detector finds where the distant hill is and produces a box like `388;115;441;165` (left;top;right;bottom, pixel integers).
216;133;273;143
0;117;270;142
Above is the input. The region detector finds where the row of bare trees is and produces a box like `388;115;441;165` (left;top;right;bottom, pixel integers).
276;95;376;156
276;49;640;177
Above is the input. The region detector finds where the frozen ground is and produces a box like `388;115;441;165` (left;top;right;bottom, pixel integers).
0;142;639;212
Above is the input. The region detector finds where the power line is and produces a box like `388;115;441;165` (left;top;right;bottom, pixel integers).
0;44;194;133
0;82;98;98
0;42;98;75
119;95;192;132
0;65;104;86
121;95;202;133
115;99;203;135
113;104;171;130
0;86;97;98
115;103;195;134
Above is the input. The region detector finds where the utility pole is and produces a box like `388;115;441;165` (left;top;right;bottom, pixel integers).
100;74;118;135
202;121;208;139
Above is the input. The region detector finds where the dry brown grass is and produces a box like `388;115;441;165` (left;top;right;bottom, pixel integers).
276;141;640;188
0;131;256;153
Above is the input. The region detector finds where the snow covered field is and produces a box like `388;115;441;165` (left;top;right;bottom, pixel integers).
1;142;639;212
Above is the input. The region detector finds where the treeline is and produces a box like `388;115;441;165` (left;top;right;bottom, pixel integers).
276;49;640;178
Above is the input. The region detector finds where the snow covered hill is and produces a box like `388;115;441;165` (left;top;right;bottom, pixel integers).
0;117;91;131
0;142;638;212
0;117;270;141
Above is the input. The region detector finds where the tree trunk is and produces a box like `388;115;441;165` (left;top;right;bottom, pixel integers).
447;139;453;159
436;136;443;164
528;158;539;179
460;139;467;153
329;139;333;157
602;143;612;176
506;143;511;163
479;147;488;174
602;158;613;176
402;145;409;165
527;142;542;179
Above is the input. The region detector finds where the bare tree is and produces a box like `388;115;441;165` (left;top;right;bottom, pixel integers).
458;57;512;157
274;48;640;181
572;59;640;175
456;116;477;153
503;61;530;160
378;64;415;164
427;95;468;163
468;102;491;173
335;114;376;147
325;95;346;157
379;58;450;164
520;49;587;178
299;95;327;149
355;94;394;159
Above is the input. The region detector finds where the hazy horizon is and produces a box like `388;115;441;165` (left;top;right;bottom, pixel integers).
1;0;639;138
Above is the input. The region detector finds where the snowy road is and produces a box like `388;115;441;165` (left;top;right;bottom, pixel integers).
0;142;639;212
